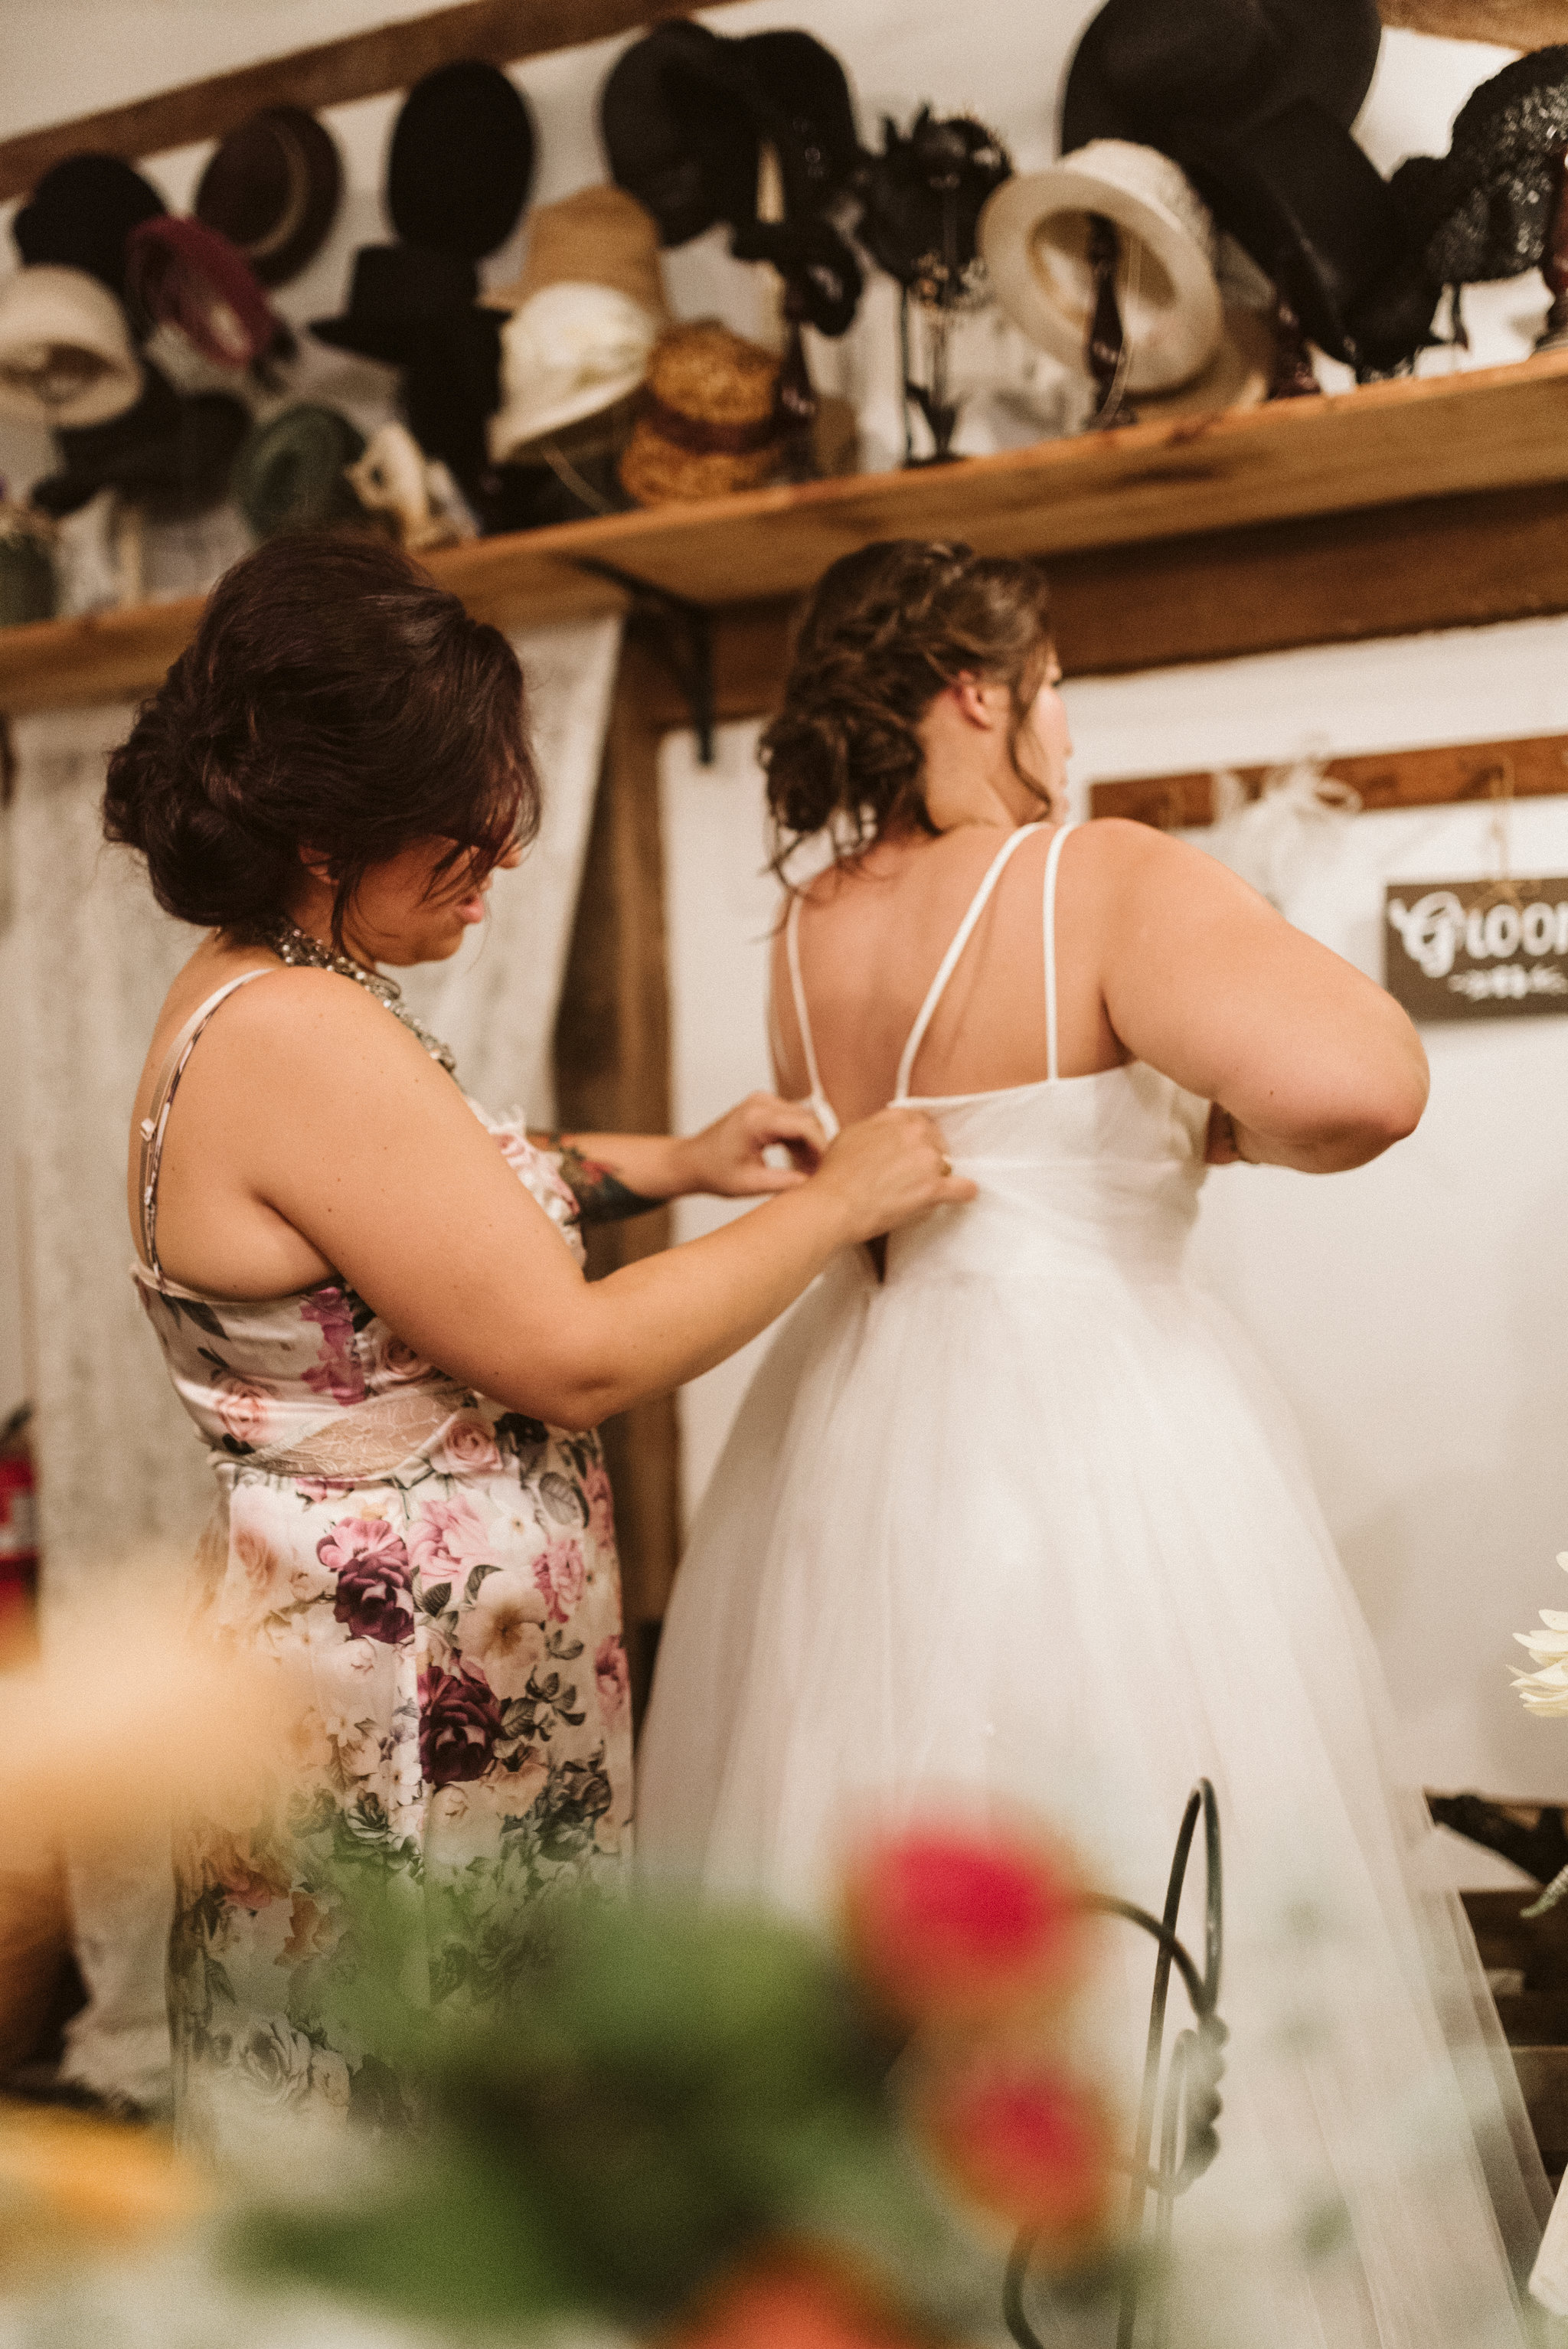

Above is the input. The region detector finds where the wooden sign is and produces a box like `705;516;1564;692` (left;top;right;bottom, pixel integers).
1384;880;1568;1020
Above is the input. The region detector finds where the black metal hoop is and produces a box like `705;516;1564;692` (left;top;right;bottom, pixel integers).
1004;1779;1226;2349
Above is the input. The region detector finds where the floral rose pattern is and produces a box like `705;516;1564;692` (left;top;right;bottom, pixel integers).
321;1518;415;1645
152;1116;630;2148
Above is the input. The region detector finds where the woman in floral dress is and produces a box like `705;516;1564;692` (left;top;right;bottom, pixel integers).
106;533;966;2141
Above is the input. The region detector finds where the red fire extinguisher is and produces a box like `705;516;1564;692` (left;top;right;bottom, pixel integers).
0;1402;39;1632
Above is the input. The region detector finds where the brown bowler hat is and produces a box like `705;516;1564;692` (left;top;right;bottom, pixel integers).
195;106;342;289
619;321;786;505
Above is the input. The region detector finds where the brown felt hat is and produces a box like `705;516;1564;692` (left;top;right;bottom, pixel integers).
194;106;342;290
619;319;786;505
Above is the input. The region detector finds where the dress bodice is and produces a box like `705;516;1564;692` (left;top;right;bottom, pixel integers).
131;969;584;1471
784;822;1211;1296
883;1063;1208;1291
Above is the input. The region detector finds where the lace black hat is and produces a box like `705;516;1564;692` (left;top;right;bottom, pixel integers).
1390;45;1568;288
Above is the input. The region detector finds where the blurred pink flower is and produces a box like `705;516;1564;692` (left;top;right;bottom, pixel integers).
214;1374;276;1449
432;1417;502;1477
533;1537;585;1624
594;1635;630;1720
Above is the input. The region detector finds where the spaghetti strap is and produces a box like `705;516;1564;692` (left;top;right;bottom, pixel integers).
893;823;1044;1101
783;894;841;1141
1042;822;1075;1083
136;968;280;1286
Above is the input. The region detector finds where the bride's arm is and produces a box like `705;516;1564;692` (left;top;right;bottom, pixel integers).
1083;820;1429;1173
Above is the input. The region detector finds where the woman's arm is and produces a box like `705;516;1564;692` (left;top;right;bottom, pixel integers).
529;1095;828;1224
1080;821;1429;1171
198;972;971;1429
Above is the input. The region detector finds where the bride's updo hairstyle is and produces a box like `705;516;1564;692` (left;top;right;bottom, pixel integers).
103;531;537;948
761;538;1054;876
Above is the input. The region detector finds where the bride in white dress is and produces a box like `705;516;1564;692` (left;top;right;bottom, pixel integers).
637;541;1553;2342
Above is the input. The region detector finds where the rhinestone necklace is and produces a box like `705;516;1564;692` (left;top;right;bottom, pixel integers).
264;916;458;1075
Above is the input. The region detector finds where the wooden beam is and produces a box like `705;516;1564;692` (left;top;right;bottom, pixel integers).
553;626;679;1723
1050;478;1568;678
1379;0;1566;41
1090;730;1568;829
0;0;748;201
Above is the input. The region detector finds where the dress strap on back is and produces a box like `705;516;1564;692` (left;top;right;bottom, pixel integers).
1043;821;1075;1084
137;968;279;1286
893;822;1045;1101
784;892;841;1140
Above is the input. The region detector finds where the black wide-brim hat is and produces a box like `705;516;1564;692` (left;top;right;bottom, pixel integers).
13;152;168;306
310;243;482;365
29;361;248;521
1061;0;1436;372
600;21;862;332
194;105;343;289
388;60;535;260
1061;0;1380;155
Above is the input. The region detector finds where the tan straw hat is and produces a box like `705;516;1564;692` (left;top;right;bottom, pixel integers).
1122;305;1276;421
0;266;143;428
485;185;670;461
978;139;1223;394
618;321;786;505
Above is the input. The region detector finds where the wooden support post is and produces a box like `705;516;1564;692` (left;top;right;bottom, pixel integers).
553;629;679;1724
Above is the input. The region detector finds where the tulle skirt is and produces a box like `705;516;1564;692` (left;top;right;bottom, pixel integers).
639;1250;1553;2347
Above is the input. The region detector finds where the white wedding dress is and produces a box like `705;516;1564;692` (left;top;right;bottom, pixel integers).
639;823;1553;2344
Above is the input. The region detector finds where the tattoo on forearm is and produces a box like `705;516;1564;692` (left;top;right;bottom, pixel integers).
535;1133;664;1224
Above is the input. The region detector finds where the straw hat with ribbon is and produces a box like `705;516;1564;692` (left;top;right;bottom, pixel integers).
194;105;342;290
125;216;279;370
619;321;786;505
979;141;1223;394
485;186;669;462
0;266;143;429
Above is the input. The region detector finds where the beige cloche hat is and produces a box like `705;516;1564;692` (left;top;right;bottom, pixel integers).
978;139;1224;395
0;266;144;429
485;185;670;462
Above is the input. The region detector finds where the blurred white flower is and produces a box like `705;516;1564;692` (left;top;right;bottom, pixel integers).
1513;1553;1568;1712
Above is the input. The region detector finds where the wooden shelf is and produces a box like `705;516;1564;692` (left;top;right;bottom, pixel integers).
7;351;1568;717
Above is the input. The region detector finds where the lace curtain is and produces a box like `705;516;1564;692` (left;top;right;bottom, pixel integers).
7;609;620;2102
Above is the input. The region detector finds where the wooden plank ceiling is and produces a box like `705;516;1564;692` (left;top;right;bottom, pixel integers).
0;0;750;197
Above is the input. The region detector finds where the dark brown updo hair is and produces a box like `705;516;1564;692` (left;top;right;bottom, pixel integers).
103;531;537;947
761;539;1054;877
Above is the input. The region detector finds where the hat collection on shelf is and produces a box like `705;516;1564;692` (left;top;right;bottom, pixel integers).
5;15;1568;626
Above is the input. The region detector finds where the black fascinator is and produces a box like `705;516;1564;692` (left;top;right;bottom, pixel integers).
856;110;1013;305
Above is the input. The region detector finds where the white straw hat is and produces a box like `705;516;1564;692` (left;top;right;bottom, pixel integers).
485;186;669;462
978;140;1223;394
0;265;144;428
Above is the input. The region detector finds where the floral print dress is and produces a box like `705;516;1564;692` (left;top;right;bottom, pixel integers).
134;971;632;2142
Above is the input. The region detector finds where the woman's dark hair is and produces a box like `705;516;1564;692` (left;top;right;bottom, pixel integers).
760;539;1054;877
103;531;537;947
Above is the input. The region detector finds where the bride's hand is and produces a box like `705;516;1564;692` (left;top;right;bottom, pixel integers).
678;1093;831;1197
812;1107;977;1243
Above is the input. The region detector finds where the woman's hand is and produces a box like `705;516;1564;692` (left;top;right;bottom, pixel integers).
810;1106;978;1244
675;1093;831;1197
